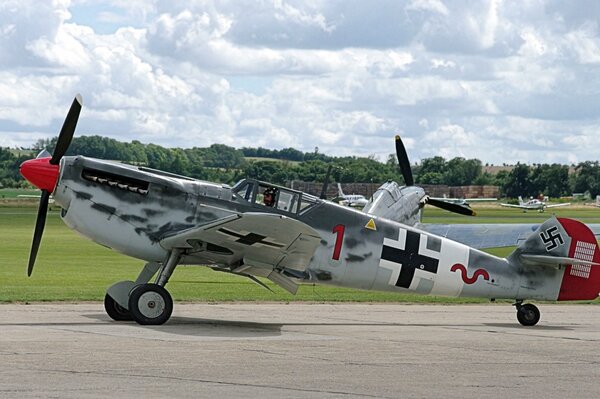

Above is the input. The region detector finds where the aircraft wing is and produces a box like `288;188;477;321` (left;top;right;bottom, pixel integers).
417;223;539;249
431;197;496;203
460;198;497;202
418;222;600;250
160;212;322;274
545;202;571;209
499;203;529;209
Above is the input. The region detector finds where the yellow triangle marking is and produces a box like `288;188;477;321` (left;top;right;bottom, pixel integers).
365;218;377;231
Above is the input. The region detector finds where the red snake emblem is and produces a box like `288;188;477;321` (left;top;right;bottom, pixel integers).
450;264;490;284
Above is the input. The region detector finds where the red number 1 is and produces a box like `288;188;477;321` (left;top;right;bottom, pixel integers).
332;224;345;260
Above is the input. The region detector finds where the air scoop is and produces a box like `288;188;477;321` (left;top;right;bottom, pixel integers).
20;157;60;192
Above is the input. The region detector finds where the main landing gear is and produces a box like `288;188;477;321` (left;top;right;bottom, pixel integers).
103;249;182;325
514;300;541;326
104;293;133;321
128;283;173;325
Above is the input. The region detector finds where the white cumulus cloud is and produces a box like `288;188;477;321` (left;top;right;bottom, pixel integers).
0;0;600;167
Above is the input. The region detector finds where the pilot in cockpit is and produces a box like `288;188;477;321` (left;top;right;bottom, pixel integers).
263;187;277;207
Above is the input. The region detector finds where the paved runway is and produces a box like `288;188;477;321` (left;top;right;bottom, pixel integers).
0;303;599;398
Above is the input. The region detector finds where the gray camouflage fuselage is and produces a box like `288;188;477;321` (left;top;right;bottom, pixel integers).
51;155;577;302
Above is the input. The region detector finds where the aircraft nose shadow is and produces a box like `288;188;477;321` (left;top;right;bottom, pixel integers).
163;316;284;338
84;314;284;338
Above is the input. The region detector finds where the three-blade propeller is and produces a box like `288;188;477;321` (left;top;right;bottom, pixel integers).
25;95;82;276
393;135;475;217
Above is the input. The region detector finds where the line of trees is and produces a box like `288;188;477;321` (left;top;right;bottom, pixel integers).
0;147;32;188
1;135;600;198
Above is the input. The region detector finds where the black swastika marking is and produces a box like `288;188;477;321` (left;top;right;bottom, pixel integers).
539;226;564;251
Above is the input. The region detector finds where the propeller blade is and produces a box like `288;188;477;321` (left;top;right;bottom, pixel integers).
395;135;414;186
320;164;333;199
27;190;51;276
50;94;82;165
427;197;477;216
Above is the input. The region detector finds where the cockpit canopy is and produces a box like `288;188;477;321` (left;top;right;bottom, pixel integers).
232;179;318;215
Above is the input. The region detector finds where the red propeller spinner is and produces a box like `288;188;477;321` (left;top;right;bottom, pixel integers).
20;157;60;192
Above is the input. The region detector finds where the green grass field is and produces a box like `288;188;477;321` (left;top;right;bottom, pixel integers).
0;188;40;199
1;204;599;303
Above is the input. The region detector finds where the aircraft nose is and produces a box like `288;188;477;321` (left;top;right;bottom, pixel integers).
19;157;60;192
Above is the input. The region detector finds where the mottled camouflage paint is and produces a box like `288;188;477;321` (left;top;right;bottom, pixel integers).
55;156;236;262
52;156;596;302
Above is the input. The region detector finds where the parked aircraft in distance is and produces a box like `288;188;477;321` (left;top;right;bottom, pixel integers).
19;97;600;327
361;136;600;249
333;182;369;207
500;196;571;212
431;195;497;207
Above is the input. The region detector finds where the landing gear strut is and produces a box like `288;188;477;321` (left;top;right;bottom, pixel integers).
104;249;182;325
514;301;541;326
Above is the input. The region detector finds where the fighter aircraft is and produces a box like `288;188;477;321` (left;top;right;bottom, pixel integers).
500;196;571;212
362;136;477;226
20;96;600;327
333;183;369;207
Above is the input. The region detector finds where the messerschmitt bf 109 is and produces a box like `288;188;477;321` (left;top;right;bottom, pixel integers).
20;96;600;326
500;196;571;212
361;136;600;249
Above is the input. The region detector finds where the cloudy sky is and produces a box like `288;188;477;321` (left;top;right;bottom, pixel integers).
1;0;600;165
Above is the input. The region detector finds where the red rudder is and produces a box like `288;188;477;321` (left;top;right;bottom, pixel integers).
557;218;600;301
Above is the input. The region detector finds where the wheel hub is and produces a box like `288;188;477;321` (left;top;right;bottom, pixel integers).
137;292;165;318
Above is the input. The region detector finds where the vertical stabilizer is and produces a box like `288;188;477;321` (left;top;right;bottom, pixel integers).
508;217;600;301
555;218;600;300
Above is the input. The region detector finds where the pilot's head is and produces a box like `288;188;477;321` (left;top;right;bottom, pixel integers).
263;187;277;206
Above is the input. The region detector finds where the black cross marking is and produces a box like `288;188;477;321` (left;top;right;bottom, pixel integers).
218;228;285;248
539;226;564;251
381;230;439;289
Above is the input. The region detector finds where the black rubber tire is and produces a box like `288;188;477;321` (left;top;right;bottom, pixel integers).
517;303;540;326
104;293;133;321
128;283;173;325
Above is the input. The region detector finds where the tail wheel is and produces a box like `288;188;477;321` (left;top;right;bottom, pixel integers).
128;283;173;325
517;303;540;326
104;293;132;321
